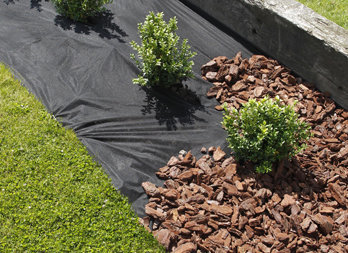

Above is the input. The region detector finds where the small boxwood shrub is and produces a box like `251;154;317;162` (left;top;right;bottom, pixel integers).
130;12;197;87
222;96;311;173
51;0;113;22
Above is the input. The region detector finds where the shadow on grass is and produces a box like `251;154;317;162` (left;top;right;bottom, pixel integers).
141;84;207;131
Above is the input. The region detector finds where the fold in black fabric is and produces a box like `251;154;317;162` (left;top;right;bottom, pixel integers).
0;0;255;216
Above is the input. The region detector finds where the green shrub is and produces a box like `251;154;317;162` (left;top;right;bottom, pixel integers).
130;12;197;87
51;0;113;22
222;96;311;173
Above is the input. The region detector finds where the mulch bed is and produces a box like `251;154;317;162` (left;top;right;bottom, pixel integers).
139;53;348;253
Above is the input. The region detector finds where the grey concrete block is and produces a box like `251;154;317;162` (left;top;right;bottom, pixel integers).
182;0;348;109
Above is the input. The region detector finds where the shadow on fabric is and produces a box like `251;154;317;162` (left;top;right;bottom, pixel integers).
4;0;127;42
3;0;15;5
54;10;128;41
141;85;207;131
30;0;48;11
4;0;48;11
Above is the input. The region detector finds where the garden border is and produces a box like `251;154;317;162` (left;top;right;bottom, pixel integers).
181;0;348;110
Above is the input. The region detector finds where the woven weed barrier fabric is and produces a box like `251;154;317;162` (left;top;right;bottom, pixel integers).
0;0;255;216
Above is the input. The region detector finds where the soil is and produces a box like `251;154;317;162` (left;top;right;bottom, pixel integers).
139;53;348;252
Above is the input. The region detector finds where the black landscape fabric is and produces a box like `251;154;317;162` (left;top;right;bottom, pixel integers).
0;0;255;216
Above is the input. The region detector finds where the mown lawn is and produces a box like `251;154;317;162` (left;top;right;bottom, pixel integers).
0;64;164;252
297;0;348;29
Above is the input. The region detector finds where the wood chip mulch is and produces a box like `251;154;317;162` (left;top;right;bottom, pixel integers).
139;53;348;253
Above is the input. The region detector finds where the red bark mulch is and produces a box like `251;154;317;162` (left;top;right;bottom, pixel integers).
139;53;348;253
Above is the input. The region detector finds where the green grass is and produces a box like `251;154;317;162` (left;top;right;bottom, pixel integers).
0;64;164;252
297;0;348;29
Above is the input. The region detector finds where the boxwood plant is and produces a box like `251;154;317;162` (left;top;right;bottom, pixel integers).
130;12;197;87
222;96;311;174
51;0;113;22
